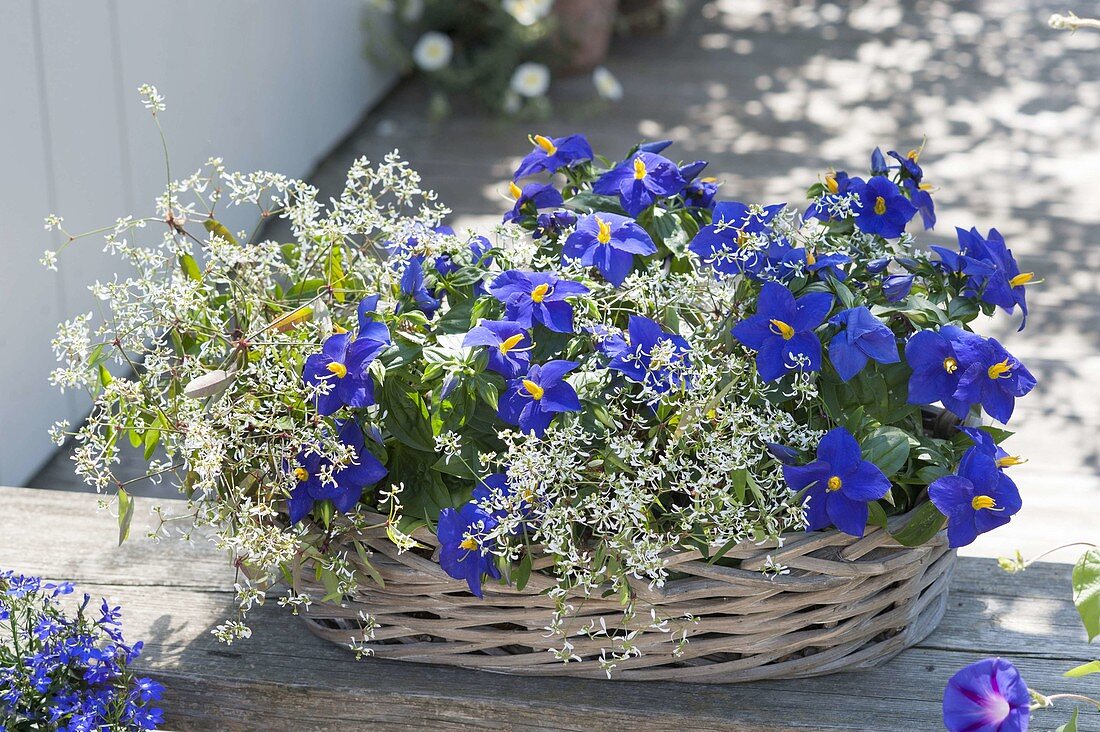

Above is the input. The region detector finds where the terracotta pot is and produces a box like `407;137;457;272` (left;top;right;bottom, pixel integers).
551;0;619;75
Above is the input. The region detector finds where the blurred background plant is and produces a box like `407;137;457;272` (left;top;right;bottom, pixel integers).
365;0;648;117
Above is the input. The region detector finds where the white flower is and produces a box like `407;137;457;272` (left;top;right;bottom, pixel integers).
137;83;165;113
503;0;553;26
593;66;623;101
412;32;453;72
509;62;551;98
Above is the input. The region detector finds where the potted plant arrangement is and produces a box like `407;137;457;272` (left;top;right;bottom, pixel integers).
45;87;1037;682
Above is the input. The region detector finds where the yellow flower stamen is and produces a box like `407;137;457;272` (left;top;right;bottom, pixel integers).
987;359;1012;379
633;156;647;180
971;495;996;511
1009;272;1035;288
997;455;1026;468
769;319;795;340
509;181;523;200
943;357;958;374
874;196;887;215
522;379;544;400
700;176;718;183
907;149;920;162
530;283;551;303
596;217;612;244
459;537;479;550
326;362;348;378
919;182;934;191
806;249;817;266
499;333;525;355
735;229;750;248
531;134;557;155
827;476;842;492
824;173;839;194
293;467;310;482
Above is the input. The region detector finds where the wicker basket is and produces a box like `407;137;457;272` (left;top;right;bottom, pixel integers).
295;511;956;683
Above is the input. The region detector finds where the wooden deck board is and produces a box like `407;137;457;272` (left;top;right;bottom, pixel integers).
0;487;1092;731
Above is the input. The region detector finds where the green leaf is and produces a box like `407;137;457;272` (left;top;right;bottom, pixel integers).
1055;707;1079;732
202;218;238;245
326;245;345;302
890;501;946;547
179;253;202;281
97;363;113;389
867;501;889;530
862;426;911;477
564;191;623;214
514;551;533;592
1072;549;1100;642
380;381;435;452
1064;660;1100;678
117;488;134;546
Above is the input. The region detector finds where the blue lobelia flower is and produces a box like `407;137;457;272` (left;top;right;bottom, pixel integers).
851;175;917;238
462;319;532;378
732;281;834;382
437;502;501;597
397;257;442;317
592;151;686;216
952;336;1036;424
827;306;900;382
498;360;581;437
781;427;891;537
689;201;786;278
904;325;982;419
605;315;692;395
929;448;1023;548
487;270;589;333
503;181;564;224
303;302;391;416
513;133;593;180
562;212;657;286
286;420;388;524
533;209;578;240
881;273;915;301
942;657;1030;732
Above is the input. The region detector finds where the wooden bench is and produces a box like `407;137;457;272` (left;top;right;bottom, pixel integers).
0;486;1090;730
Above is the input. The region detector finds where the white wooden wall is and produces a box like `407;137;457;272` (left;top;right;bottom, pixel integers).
0;1;395;486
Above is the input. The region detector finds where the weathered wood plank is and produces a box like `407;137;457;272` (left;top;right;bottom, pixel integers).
0;487;1091;731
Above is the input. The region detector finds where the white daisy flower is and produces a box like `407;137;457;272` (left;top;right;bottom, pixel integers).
503;0;553;26
593;66;623;101
412;32;453;72
510;62;551;98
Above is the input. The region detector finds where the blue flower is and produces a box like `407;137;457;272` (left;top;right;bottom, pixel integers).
689;201;785;278
302;306;391;416
682;177;719;210
562;213;657;286
958;426;1026;469
903;178;936;230
472;472;536;529
498;360;581;437
805;250;851;281
870;147;889;176
827;306;900;382
513;133;593;180
437;503;501;597
592;151;686;216
605;315;692;395
503;181;564;224
805;171;860;223
533;210;578;240
397;257;442;317
462;319;532;378
904;326;981;419
487;270;589;333
434;234;494;277
781;427;891;537
960;228;1033;330
732;281;834;382
929;448;1023;548
881;273;915;301
952;336;1036;424
887;148;923;181
942;658;1029;732
852;176;917;238
286;420;387;524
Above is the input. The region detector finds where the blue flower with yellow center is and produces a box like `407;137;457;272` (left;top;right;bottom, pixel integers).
689;201;786;278
962;228;1033;330
958;426;1027;469
472;472;537;530
593;151;686;217
827;306;900;382
562;212;657;286
851;175;917;238
497;360;581;437
929;447;1022;548
952;336;1036;424
286;420;388;524
782;427;891;537
302;297;391;416
604;315;692;395
437;502;501;597
904;325;983;419
487;270;589;333
533;210;577;240
462;319;532;379
731;281;834;382
503;181;564;224
805;171;860;223
513;133;593;180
